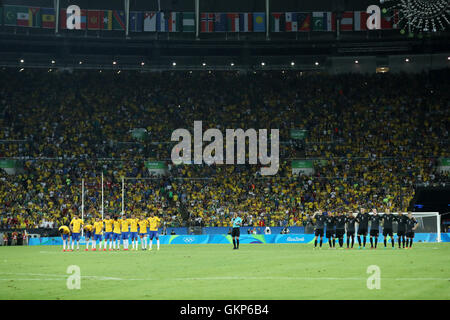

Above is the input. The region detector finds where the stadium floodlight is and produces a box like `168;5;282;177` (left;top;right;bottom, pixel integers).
261;62;265;66
448;56;450;60
141;62;145;66
51;60;55;64
315;61;319;66
405;58;410;62
20;59;24;63
79;61;83;64
117;70;121;74
355;60;359;64
113;61;117;65
291;62;295;66
19;68;24;72
230;62;234;66
202;62;206;66
172;62;176;66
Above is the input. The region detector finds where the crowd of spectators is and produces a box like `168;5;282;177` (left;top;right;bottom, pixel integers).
0;68;449;230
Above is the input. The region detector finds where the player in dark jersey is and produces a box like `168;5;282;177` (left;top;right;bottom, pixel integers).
356;208;370;249
325;212;336;249
334;211;346;249
381;208;396;249
313;210;326;249
345;212;357;249
405;212;418;249
396;212;408;249
369;208;382;249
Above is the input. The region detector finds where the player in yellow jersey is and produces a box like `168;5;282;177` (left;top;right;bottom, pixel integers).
69;214;84;251
58;225;71;252
92;217;103;251
148;212;161;251
120;215;131;250
112;216;122;250
103;215;114;251
128;214;139;250
138;215;149;250
83;222;94;251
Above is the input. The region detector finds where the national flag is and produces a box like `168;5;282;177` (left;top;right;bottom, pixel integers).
200;13;214;32
16;11;30;27
167;12;182;32
298;12;311;32
41;8;56;29
129;11;143;32
144;12;157;31
112;10;126;30
4;6;27;26
182;12;195;32
214;13;227;32
60;8;87;29
29;7;41;27
340;11;353;31
354;11;369;31
312;12;335;31
239;13;252;32
101;10;113;30
381;9;400;29
226;13;239;32
87;10;102;30
253;12;265;32
285;12;298;32
270;13;285;32
157;12;168;32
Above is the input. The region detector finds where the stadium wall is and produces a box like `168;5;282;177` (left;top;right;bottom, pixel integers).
28;233;450;245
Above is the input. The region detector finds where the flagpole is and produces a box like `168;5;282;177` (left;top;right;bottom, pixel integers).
195;0;199;39
124;0;130;37
121;176;125;216
265;0;270;40
81;178;84;237
101;172;104;220
54;0;60;34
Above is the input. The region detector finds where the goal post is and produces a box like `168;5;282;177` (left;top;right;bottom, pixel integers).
404;212;441;243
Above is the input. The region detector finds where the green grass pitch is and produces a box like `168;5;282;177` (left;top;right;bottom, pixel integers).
0;243;449;300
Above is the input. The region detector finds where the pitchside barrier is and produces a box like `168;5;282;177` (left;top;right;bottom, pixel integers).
28;233;450;245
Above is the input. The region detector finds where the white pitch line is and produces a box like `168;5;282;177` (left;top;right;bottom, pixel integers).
0;273;448;282
0;279;63;281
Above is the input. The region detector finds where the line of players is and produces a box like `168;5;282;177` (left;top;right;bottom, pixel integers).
58;212;161;252
312;208;419;249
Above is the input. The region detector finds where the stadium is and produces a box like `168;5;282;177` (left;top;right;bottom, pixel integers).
0;0;449;303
